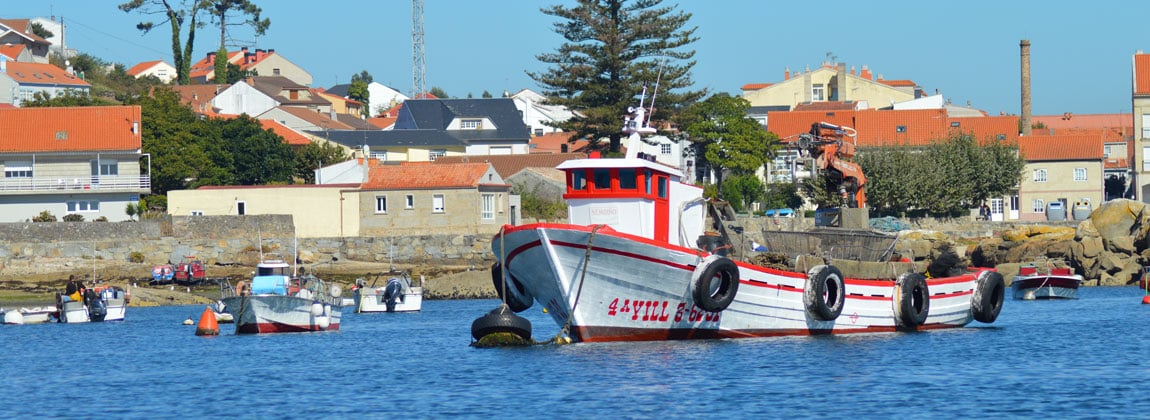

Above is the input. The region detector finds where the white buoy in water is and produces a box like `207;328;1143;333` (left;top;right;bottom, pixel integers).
182;317;194;325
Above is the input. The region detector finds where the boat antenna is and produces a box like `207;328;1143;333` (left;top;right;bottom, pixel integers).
647;57;666;127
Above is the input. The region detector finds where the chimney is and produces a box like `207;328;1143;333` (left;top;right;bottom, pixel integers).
860;65;872;80
850;66;856;76
207;51;216;60
1020;39;1032;136
784;66;790;80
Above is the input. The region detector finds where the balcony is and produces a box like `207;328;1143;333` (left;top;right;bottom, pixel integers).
0;176;151;193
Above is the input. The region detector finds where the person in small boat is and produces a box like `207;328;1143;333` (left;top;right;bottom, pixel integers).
64;275;82;302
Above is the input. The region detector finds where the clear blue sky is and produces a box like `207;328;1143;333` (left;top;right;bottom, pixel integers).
6;1;1146;116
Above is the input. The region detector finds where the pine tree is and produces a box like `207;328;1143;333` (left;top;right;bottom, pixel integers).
530;0;704;153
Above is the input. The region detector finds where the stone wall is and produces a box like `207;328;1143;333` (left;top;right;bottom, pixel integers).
0;215;495;278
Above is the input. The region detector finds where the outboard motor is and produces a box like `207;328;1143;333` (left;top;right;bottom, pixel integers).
88;292;107;322
383;278;404;311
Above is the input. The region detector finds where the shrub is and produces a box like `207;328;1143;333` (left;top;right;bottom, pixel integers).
94;216;108;222
128;251;145;263
32;211;56;222
62;213;84;222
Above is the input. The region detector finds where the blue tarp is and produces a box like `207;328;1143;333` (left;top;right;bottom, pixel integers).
251;276;287;295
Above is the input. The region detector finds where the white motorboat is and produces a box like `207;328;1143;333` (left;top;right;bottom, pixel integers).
220;258;343;334
353;271;423;313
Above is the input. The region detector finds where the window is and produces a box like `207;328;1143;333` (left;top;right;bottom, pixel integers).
432;194;445;213
593;169;611;189
811;84;825;101
645;170;652;194
572;170;587;190
99;161;118;176
273;68;281;76
1033;169;1048;182
369;150;387;161
4;161;32;178
618;168;637;190
481;193;495;220
657;177;667;198
1073;168;1087;182
405;194;414;209
1143;114;1150;138
236;201;246;215
534;128;544;137
1144;146;1150;171
1032;198;1045;213
66;200;100;212
461;119;481;129
375;195;388;213
190;211;204;216
895;125;907;133
661;144;671;155
429;149;447;161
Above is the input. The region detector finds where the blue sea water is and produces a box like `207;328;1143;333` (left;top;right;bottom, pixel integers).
3;286;1150;419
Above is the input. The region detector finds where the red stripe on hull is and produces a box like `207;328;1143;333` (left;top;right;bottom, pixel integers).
236;322;341;334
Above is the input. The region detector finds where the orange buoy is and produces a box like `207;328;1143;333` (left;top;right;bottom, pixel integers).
195;306;220;336
1142;295;1150;305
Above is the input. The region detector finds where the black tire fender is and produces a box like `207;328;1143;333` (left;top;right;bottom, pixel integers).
491;262;533;313
805;264;846;321
471;304;532;341
691;255;740;312
895;272;930;328
972;270;1005;323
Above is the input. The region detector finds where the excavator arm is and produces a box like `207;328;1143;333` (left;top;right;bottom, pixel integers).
797;122;867;208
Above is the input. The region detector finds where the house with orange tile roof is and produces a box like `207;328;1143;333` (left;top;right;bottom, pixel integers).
434;153;583;206
1130;50;1150;203
126;60;176;84
189;47;312;86
0;106;150;222
314;88;364;118
742;61;924;111
166;84;230;116
169;161;513;237
358;162;512;236
0;60;89;106
0;43;33;62
1014;135;1104;221
0;18;51;63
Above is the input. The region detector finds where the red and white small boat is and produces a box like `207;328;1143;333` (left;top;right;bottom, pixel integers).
484;98;1006;343
1011;263;1082;300
220;258;343;334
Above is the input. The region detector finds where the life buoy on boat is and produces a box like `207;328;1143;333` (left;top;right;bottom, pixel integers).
972;270;1005;323
691;254;740;312
491;262;533;313
804;264;846;321
894;272;930;328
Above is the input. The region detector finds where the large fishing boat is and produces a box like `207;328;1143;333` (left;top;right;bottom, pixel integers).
483;97;1005;343
220;258;343;334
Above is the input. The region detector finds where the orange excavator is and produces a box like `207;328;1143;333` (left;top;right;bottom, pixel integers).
793;122;867;208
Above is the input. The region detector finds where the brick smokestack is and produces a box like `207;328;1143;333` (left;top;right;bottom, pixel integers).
1020;39;1032;136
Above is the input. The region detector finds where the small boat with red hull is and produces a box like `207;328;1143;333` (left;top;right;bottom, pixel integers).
478;96;1005;344
1011;263;1082;300
220;257;343;334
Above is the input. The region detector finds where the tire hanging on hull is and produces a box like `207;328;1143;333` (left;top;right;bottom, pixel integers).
895;272;930;328
491;262;533;313
972;270;1005;323
691;255;740;312
805;264;846;321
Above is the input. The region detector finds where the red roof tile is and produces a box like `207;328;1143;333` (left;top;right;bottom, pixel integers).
0;106;142;152
792;101;857;112
367;116;396;129
0;19;49;44
529;131;592;154
1104;157;1129;169
434;153;585;178
768;109;1020;147
259;119;311;146
1135;53;1150;95
362;162;495;190
126;60;164;76
878;79;916;87
741;83;772;91
1018;135;1104;161
0;43;26;60
1;62;88;86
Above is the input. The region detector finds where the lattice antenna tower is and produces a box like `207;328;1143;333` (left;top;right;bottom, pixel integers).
412;0;426;98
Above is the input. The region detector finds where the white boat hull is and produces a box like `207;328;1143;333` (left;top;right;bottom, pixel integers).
494;224;985;343
1011;274;1081;300
59;301;90;323
355;287;423;313
103;298;127;321
222;295;342;334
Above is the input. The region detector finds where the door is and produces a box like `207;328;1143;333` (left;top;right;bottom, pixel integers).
236;201;246;215
989;198;1004;222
